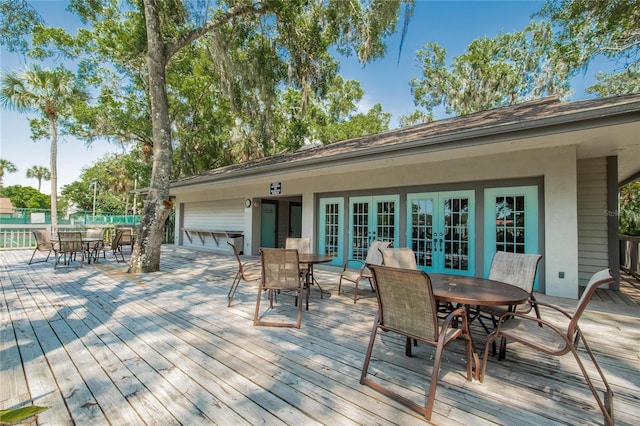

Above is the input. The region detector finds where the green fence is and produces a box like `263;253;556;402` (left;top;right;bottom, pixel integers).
0;208;141;226
0;212;175;249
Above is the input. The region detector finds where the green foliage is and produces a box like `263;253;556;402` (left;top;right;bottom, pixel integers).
0;0;43;54
538;0;640;96
619;181;640;236
0;158;18;188
25;165;50;191
0;185;50;209
25;0;402;181
0;405;48;424
404;21;571;119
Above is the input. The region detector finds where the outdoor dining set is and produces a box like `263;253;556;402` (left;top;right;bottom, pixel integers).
228;237;616;425
27;227;135;269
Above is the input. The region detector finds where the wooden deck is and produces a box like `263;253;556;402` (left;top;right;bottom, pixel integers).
2;246;639;425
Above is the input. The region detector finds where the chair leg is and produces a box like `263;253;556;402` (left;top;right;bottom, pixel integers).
405;337;413;357
253;286;263;325
573;334;615;425
424;341;446;421
227;272;241;307
360;317;379;384
28;248;52;265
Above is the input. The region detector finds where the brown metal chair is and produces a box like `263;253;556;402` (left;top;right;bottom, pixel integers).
286;237;325;301
338;240;391;303
54;231;85;269
380;247;418;269
226;241;261;307
480;268;615;426
478;251;543;357
361;264;476;421
254;248;307;328
84;228;104;263
28;229;55;265
95;229;126;262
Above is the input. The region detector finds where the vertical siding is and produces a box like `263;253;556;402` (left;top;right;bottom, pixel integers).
577;158;609;285
182;199;244;252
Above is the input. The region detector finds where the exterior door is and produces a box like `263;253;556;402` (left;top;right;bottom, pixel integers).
260;201;278;248
318;197;344;266
348;195;399;264
289;202;302;237
407;190;475;275
484;186;540;289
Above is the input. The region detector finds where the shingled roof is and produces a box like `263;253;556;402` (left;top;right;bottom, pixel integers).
171;93;640;188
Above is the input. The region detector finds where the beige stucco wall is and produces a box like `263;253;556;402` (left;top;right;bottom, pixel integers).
172;144;583;298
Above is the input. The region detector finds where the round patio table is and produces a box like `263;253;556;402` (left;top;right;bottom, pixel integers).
429;274;529;307
428;273;529;379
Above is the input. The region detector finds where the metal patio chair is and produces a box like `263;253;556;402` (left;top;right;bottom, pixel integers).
54;231;85;269
254;248;307;328
338;240;391;303
380;247;418;269
480;268;616;426
361;264;476;421
227;240;261;307
28;229;55;265
478;251;542;358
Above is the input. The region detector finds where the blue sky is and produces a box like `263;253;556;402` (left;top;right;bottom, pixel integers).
0;1;618;192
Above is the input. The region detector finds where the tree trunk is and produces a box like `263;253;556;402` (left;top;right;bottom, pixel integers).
128;0;173;273
49;116;58;235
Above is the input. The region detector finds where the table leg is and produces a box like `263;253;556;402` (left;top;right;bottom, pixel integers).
309;264;328;298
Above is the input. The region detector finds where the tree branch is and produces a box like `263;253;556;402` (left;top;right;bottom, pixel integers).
165;3;268;62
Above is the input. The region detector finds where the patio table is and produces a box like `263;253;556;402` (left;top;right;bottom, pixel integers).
428;273;530;379
297;253;333;308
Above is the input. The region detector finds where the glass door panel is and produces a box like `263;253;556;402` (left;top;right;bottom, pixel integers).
408;191;474;275
349;195;399;264
443;195;471;273
318;197;344;266
408;194;436;269
484;186;539;288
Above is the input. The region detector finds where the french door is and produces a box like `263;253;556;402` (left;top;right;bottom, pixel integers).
484;186;539;288
318;197;344;266
407;190;475;275
348;195;399;264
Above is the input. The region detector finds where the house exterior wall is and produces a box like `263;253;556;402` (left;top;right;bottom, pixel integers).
172;145;606;299
577;158;610;286
180;199;244;252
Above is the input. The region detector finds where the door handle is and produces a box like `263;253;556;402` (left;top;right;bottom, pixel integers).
438;238;443;252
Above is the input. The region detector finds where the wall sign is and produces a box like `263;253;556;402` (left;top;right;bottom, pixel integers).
270;182;282;195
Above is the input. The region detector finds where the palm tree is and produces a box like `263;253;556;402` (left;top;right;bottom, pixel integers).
0;158;18;189
26;165;51;192
0;65;87;232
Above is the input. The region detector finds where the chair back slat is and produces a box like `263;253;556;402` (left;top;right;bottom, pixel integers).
86;228;103;239
285;237;311;254
111;229;124;250
568;269;615;337
369;264;439;341
57;232;84;253
33;230;54;250
380;247;418;269
364;240;390;265
260;248;302;291
488;251;542;292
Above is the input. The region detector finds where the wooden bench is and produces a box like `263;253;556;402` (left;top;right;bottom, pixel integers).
182;228;243;247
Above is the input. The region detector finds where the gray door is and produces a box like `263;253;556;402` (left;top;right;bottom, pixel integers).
289;203;302;237
260;201;278;248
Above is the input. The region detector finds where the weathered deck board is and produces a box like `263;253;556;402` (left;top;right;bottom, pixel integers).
1;247;639;425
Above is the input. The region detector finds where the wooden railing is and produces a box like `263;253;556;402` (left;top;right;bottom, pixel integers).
620;235;640;278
